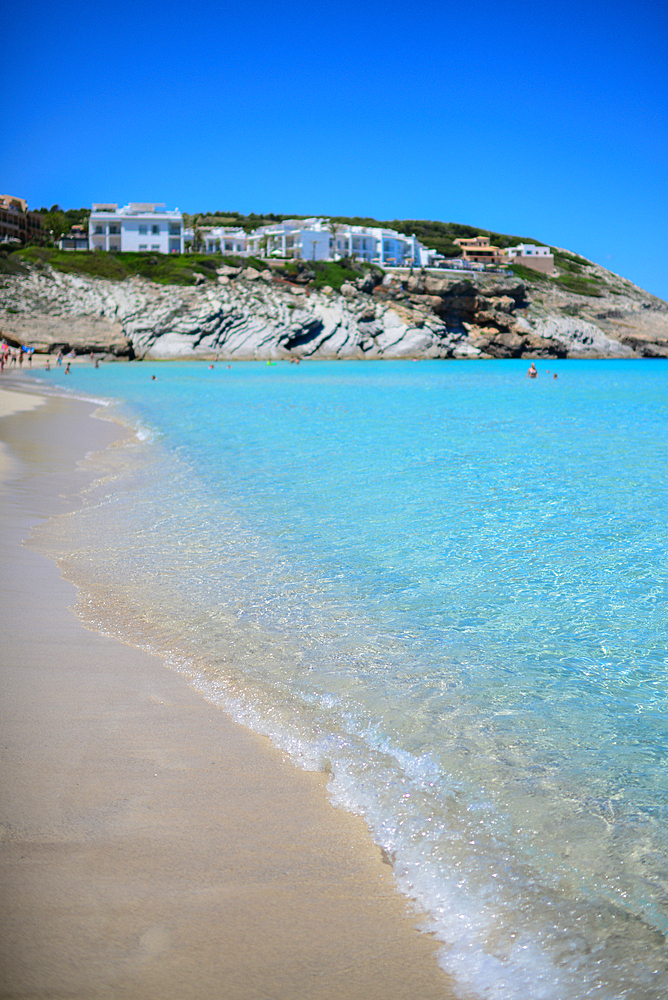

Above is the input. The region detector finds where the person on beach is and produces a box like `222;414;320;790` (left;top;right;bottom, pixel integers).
45;360;50;371
527;362;537;378
65;362;71;375
18;349;23;366
94;359;99;369
57;351;63;366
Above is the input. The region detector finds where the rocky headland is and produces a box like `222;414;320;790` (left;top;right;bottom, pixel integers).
1;253;667;361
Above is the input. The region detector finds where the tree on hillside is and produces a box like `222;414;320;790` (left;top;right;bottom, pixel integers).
42;211;69;244
192;224;205;253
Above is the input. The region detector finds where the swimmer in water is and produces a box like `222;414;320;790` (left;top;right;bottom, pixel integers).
527;362;538;379
65;362;71;374
151;374;157;380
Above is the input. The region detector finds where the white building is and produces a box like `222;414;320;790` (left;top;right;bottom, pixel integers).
89;203;184;254
202;227;249;255
506;243;554;274
246;218;434;266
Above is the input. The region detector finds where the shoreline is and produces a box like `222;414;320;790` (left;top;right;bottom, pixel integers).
0;384;456;999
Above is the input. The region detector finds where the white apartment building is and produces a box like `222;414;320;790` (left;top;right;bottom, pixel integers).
89;203;184;254
246;219;434;266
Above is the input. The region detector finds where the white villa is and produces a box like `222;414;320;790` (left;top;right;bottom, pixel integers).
200;227;249;255
245;219;435;267
89;203;184;254
506;243;554;274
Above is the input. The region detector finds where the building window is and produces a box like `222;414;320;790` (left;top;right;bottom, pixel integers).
109;225;119;234
139;244;148;250
151;244;160;250
139;225;148;235
169;224;180;236
94;225;103;234
225;242;233;251
152;225;160;235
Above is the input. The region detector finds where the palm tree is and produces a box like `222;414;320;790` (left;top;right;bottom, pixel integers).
327;220;343;259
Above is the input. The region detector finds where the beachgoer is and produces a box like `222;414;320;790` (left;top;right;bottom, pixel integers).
151;374;157;380
94;359;100;369
554;373;558;379
18;350;23;366
527;362;538;379
65;362;71;374
57;351;63;366
209;364;214;369
45;360;50;371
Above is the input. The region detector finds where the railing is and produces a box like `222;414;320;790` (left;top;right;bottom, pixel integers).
384;264;511;276
433;261;509;275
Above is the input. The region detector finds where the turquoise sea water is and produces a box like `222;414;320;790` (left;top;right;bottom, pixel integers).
23;359;668;999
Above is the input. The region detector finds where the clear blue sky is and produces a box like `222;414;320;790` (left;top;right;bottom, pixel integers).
5;0;667;298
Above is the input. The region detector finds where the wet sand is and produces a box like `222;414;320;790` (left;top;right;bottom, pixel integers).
0;385;456;1000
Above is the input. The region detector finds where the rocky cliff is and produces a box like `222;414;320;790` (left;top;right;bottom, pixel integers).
1;256;667;361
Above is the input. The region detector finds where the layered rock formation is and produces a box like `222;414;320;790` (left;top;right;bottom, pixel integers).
1;256;667;360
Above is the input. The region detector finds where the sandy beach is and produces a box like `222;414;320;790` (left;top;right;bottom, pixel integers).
0;384;455;1000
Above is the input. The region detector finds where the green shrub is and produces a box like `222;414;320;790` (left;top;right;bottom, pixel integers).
0;251;28;275
555;274;602;297
508;263;549;282
310;260;360;291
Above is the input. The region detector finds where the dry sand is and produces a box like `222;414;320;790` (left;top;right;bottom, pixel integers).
0;384;456;1000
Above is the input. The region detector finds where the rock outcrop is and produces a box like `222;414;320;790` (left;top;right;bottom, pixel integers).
1;256;666;361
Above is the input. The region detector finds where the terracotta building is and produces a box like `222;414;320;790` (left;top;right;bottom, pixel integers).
0;196;43;244
453;235;506;265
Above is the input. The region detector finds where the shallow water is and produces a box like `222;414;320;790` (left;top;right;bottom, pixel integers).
24;358;668;999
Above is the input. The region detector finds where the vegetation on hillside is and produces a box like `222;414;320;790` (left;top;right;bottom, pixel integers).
555;274;603;296
35;205;91;243
11;247;221;285
2;246;378;291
